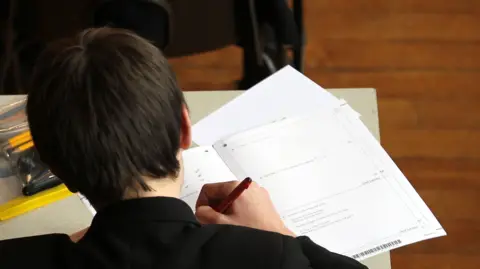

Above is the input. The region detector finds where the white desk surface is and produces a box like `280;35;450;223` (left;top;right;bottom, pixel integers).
0;89;390;269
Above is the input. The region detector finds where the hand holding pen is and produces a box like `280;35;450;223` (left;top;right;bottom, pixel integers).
195;178;296;237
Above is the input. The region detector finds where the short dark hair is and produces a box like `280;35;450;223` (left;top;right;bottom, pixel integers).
27;28;185;206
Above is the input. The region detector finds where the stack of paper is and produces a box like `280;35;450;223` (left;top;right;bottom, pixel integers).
186;66;446;260
79;66;445;261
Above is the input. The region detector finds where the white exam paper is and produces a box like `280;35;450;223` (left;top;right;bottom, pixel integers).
212;108;446;260
180;146;237;208
192;66;342;146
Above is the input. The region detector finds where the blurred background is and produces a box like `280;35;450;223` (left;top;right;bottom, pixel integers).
1;1;479;268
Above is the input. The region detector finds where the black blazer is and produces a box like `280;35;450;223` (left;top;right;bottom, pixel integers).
0;197;367;269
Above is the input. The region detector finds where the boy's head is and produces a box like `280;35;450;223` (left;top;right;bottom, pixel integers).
27;28;191;206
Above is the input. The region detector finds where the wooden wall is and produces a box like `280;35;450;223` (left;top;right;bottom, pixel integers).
170;1;480;268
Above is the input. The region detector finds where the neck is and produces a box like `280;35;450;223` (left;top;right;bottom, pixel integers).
91;154;186;211
93;176;183;211
123;153;185;200
124;175;183;199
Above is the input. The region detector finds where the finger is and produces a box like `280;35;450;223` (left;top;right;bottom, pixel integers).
195;205;230;225
195;185;210;209
195;181;240;209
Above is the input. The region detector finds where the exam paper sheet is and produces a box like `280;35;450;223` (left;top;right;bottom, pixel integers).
192;66;342;146
180;146;237;208
212;108;446;260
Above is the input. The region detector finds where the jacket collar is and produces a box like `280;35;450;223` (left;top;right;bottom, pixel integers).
91;197;200;227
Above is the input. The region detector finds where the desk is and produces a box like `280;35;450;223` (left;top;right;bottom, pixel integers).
0;89;390;269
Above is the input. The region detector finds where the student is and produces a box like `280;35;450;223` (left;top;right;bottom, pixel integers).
0;28;366;269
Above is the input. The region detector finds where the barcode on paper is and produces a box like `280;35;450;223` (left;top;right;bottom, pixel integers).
351;239;402;259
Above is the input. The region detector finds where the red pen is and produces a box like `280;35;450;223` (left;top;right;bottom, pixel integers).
214;177;253;213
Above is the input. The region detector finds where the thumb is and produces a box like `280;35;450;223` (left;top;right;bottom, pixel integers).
195;206;230;225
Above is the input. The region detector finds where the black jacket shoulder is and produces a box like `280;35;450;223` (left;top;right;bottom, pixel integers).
0;198;368;269
201;224;367;269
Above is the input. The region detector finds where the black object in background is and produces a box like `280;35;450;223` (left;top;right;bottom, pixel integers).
16;147;62;196
22;173;62;196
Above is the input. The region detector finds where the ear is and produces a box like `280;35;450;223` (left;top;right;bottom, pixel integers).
179;104;192;150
